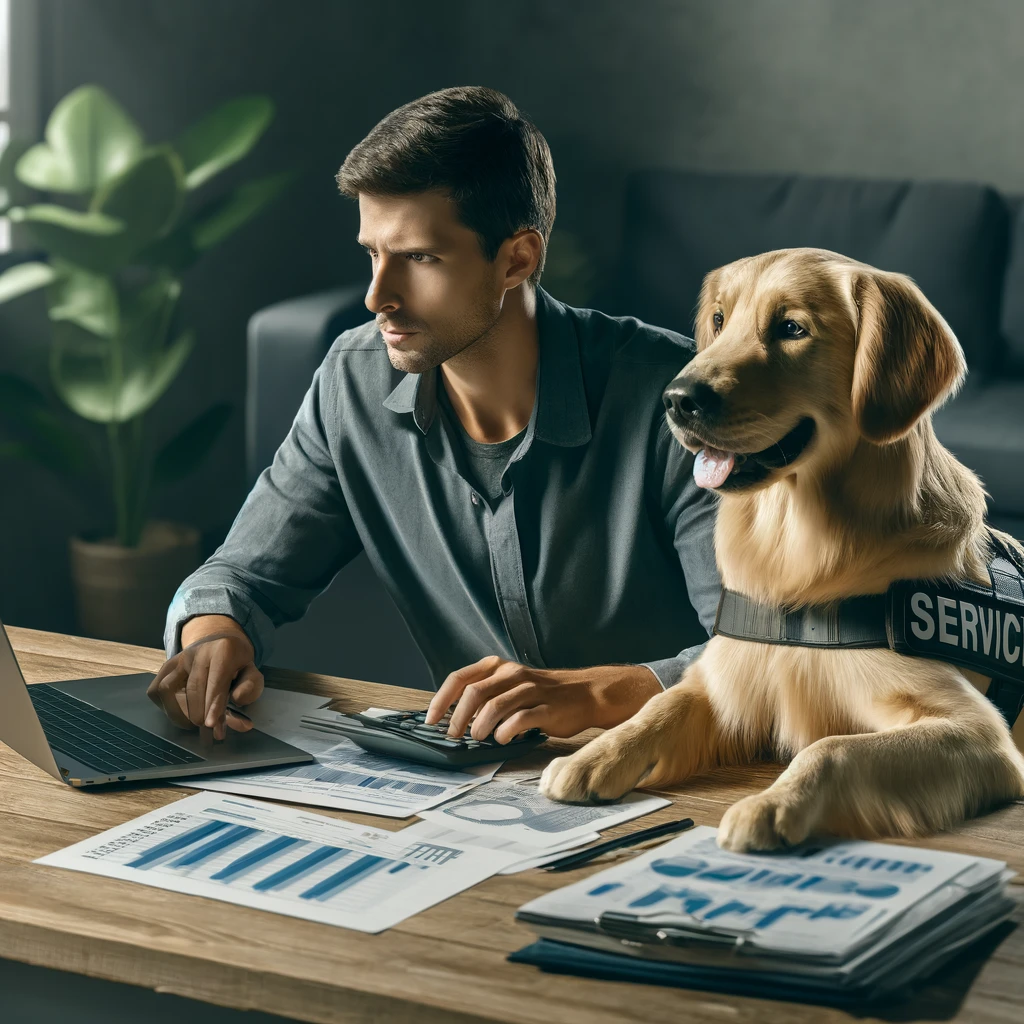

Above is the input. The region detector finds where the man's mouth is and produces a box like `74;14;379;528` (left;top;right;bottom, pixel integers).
689;417;817;490
380;324;418;345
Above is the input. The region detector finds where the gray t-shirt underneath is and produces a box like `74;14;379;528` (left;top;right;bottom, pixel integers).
438;383;527;505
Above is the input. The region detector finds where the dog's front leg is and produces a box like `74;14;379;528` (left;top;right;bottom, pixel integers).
718;715;1024;852
540;661;739;804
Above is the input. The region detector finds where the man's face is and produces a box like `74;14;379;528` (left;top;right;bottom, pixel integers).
358;191;505;374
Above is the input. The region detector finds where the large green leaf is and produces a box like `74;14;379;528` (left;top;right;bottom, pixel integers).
7;204;126;272
90;145;186;263
191;168;297;250
50;321;195;423
118;272;182;357
153;402;232;485
14;85;145;194
0;137;36;213
176;96;274;191
0;261;57;304
46;261;120;337
0;372;93;475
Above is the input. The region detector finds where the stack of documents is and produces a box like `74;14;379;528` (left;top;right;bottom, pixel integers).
512;826;1016;1004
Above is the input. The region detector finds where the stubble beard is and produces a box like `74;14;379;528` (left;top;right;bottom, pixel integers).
382;298;502;375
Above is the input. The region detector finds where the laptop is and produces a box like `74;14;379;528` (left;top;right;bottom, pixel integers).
0;619;314;786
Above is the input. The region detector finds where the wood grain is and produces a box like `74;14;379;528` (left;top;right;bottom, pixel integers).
2;625;1023;1023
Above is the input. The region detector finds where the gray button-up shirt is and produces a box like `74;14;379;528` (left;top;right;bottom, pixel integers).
164;288;722;689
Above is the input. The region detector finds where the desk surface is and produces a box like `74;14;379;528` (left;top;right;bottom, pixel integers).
2;626;1024;1024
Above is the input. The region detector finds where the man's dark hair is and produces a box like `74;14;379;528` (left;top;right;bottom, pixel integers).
336;86;556;287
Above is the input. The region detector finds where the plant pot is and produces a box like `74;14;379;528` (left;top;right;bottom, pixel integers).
69;520;202;648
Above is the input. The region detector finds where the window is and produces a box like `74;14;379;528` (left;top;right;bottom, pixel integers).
0;0;10;253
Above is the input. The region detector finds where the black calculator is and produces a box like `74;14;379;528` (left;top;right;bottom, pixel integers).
300;709;547;768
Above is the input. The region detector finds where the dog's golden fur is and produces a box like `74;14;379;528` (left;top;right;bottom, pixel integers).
539;247;1024;851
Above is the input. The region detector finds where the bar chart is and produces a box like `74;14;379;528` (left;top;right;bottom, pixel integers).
119;815;439;910
39;793;523;932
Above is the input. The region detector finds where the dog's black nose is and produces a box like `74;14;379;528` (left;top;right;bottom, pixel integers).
663;379;722;424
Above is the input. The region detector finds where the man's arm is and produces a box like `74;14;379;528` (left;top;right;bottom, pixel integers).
163;351;363;669
639;418;722;689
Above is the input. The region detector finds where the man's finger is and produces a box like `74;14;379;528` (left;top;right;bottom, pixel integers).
493;705;549;745
447;663;525;737
184;656;211;727
229;665;265;707
148;658;177;695
425;655;504;724
202;647;240;729
469;681;536;740
148;665;193;729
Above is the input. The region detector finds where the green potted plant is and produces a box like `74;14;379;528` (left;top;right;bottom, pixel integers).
0;85;296;646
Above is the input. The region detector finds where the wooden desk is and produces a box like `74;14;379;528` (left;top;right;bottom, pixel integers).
2;626;1023;1024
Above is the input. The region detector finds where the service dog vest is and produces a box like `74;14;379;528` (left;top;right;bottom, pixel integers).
713;532;1024;733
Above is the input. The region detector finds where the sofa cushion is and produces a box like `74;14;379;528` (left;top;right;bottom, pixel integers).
617;170;1011;375
932;381;1024;515
1000;200;1024;375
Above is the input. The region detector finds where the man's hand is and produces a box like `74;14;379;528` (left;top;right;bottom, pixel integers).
147;617;263;739
424;657;662;744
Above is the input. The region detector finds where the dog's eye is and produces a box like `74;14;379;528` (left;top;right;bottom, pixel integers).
779;319;807;339
712;311;724;334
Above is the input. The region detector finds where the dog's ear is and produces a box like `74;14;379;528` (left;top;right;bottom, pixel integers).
851;269;966;444
693;267;723;352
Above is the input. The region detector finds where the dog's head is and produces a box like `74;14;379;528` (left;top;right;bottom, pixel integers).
663;248;967;493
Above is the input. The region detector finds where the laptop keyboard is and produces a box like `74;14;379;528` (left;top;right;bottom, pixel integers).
28;684;204;776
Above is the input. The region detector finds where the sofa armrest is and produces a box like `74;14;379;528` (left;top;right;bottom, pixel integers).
245;284;368;486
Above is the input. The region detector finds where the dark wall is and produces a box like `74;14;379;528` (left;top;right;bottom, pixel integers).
3;0;1024;660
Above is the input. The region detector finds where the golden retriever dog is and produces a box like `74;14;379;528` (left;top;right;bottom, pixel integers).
539;247;1024;851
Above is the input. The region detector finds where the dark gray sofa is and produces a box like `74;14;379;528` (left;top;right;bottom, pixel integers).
247;169;1024;684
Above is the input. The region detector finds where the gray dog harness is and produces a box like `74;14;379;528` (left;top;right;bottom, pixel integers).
713;532;1024;730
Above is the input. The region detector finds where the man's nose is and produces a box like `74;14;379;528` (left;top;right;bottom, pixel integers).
662;377;722;426
364;262;400;314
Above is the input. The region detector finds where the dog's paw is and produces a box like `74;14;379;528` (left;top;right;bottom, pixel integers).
539;736;650;805
717;791;815;852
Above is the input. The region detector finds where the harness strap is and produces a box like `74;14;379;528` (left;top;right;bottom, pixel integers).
714;589;889;648
712;528;1024;730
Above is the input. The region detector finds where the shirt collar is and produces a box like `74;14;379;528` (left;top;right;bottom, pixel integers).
382;287;592;447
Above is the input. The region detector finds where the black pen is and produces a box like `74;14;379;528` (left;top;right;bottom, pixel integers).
544;816;695;872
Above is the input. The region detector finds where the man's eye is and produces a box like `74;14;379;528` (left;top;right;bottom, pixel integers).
712;311;724;333
407;253;434;263
779;319;806;339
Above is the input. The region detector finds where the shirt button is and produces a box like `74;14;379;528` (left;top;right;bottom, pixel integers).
470;492;480;506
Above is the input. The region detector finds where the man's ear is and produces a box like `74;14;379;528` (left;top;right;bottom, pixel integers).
851;269;966;444
694;267;723;352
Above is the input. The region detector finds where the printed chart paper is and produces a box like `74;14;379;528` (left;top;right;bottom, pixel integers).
36;793;521;933
398;819;602;874
418;779;670;847
175;691;497;817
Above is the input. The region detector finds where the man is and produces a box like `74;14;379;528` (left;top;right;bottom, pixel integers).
150;86;721;745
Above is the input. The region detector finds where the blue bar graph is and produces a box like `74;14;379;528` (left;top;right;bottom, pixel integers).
127;820;230;869
210;836;302;881
300;855;390;901
253;845;345;892
168;825;259;868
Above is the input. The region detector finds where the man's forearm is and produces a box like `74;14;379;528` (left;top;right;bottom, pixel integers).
180;614;253;654
581;663;663;729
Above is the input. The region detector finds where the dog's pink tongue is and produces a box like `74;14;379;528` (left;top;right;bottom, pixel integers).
693;447;736;489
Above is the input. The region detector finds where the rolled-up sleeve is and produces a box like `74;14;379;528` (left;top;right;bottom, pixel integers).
163;351;362;667
640;420;721;689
